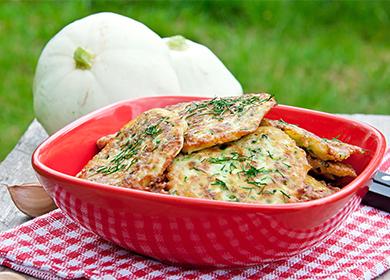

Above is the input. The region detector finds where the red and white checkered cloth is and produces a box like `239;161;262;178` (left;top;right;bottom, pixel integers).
1;151;390;280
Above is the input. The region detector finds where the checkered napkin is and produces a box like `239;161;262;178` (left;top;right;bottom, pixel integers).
1;153;389;280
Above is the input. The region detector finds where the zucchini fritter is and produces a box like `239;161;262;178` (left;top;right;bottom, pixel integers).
77;109;187;190
262;119;364;161
79;95;362;204
167;93;276;153
167;126;310;204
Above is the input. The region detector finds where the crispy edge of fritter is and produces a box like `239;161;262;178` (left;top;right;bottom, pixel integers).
307;155;357;180
77;108;187;190
294;175;339;202
96;133;116;150
168;93;276;153
262;118;364;161
182;127;259;154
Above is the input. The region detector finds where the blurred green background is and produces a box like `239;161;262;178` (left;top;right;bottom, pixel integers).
0;0;389;160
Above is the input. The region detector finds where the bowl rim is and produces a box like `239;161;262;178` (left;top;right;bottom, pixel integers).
32;96;387;210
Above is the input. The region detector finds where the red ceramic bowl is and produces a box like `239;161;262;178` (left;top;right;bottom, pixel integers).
32;96;386;268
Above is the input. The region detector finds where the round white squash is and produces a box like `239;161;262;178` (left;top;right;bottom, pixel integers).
163;35;243;97
33;12;181;134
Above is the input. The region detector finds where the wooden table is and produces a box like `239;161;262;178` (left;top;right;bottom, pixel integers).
1;116;389;280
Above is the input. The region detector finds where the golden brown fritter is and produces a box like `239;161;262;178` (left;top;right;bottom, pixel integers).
166;93;276;153
77;108;187;190
167;126;310;204
307;155;357;180
262;119;364;161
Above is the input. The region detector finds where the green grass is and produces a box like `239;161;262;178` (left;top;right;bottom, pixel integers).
0;1;389;160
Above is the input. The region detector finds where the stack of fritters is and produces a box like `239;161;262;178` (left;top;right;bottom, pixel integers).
77;94;364;204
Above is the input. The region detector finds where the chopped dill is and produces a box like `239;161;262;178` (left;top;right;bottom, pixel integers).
241;165;270;177
208;153;247;164
211;178;228;190
274;169;286;178
192;166;208;174
279;190;291;199
247;180;267;187
183;94;273;119
227;194;239;202
145;124;160;136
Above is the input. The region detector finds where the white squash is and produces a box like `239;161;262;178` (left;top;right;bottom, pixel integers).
163;35;243;97
33;12;181;134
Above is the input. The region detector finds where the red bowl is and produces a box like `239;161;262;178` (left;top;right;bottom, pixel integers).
32;96;386;268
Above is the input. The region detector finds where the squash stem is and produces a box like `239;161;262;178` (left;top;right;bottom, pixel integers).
166;35;188;51
74;47;95;70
